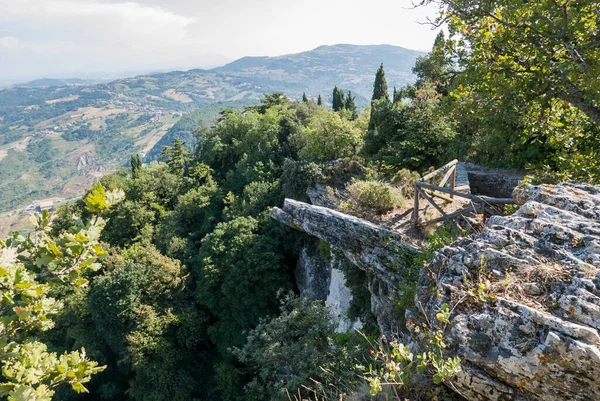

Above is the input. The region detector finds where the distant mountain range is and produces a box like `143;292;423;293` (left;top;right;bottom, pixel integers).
0;44;425;219
15;78;102;88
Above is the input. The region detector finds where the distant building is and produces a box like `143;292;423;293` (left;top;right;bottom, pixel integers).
39;200;54;211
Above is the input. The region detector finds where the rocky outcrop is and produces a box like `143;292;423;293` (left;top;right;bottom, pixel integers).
419;183;600;400
295;241;361;332
76;152;94;176
468;171;524;198
295;242;332;301
328;252;363;333
271;199;418;331
272;183;600;401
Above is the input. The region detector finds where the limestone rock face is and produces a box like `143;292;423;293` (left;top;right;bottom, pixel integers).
295;242;331;301
271;199;417;331
271;184;600;401
419;183;600;401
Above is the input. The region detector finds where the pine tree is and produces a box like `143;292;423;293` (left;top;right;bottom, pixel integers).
332;86;345;112
371;63;390;104
433;31;445;49
344;91;358;120
302;92;309;102
160;138;191;176
317;95;323;106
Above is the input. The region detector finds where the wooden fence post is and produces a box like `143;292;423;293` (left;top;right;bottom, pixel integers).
412;184;419;227
450;166;456;200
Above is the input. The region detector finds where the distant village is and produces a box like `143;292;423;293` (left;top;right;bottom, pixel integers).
35;91;186;136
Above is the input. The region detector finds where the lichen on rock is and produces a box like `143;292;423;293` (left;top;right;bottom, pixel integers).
419;183;600;400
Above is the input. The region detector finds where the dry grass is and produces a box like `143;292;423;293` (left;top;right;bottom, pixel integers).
489;262;595;310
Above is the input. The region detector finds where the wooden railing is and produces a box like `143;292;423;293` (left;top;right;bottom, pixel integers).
412;160;515;229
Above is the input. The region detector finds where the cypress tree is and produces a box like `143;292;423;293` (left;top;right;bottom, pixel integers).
365;63;392;138
317;95;323;106
393;87;400;104
344;90;358;120
371;63;390;104
332;86;345;112
302;92;309;102
130;154;142;178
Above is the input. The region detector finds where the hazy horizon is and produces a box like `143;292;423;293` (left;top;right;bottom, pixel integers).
0;0;442;85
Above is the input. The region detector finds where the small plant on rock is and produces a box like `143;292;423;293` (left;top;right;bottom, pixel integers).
359;304;461;399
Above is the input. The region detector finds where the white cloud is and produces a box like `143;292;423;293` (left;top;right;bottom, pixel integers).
0;36;19;49
0;0;443;82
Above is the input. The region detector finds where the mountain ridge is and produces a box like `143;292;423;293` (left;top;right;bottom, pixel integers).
0;44;425;226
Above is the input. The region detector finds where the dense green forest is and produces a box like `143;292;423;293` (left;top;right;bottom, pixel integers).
1;1;599;400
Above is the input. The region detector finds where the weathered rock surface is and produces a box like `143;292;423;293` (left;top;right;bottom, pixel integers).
468;171;524;198
295;241;331;301
295;240;361;332
271;183;600;401
328;252;363;333
419;183;600;401
271;199;418;331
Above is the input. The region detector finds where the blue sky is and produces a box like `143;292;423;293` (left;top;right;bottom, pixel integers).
0;0;442;83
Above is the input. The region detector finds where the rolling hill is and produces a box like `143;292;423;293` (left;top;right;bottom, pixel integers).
0;44;424;227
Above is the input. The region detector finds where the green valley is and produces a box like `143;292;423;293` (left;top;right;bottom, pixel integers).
0;44;423;220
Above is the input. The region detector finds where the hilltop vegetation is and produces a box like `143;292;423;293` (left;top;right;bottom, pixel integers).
1;2;599;400
0;44;422;216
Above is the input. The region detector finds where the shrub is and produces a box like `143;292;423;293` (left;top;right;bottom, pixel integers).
234;293;367;401
340;179;405;219
280;159;324;201
391;168;421;198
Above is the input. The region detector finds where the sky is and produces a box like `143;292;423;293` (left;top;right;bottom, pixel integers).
0;0;443;84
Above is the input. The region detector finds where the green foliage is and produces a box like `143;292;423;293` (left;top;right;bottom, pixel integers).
334;254;378;333
391;168;421;198
294;108;367;162
371;63;390;104
0;183;123;400
160;138;192;176
195;217;290;354
244;92;290;114
393;224;461;310
361;303;461;399
344;90;358;120
234;294;367;401
412;0;600;181
130;154;142;178
339;178;405;219
279;159;324;201
332;86;345;112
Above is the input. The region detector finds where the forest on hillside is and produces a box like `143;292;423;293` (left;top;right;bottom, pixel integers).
0;1;599;400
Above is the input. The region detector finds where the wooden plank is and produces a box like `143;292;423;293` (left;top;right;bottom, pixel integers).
417;187;462;232
422;204;477;226
420;159;458;182
426;190;454;203
412;185;419;227
416;181;514;204
438;165;456;188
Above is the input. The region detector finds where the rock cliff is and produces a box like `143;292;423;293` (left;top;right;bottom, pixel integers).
271;199;418;330
419;183;600;401
271;183;600;401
